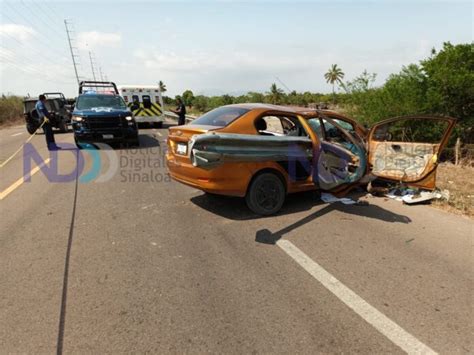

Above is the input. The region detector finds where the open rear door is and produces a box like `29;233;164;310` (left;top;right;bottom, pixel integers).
367;115;456;190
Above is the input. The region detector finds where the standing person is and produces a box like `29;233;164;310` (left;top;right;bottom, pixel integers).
171;97;186;126
35;94;59;150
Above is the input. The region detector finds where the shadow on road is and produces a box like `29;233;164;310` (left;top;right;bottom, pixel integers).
138;134;161;148
76;134;161;151
191;191;324;221
255;200;412;245
191;190;411;244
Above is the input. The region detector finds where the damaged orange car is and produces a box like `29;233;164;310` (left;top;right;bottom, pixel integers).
166;104;455;215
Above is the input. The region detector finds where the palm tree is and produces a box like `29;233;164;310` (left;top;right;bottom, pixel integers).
159;80;167;93
268;83;284;104
324;64;345;96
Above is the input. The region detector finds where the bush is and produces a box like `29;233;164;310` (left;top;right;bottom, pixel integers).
0;95;23;126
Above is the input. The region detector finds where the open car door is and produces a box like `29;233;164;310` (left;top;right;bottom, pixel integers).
367;115;456;190
309;112;368;192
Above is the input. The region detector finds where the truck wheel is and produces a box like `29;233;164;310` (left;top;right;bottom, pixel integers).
59;120;68;133
245;172;285;215
26;124;37;135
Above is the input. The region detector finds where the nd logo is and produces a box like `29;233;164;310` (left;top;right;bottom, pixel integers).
23;143;118;183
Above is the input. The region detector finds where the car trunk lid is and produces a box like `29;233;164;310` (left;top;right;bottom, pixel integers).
168;125;221;160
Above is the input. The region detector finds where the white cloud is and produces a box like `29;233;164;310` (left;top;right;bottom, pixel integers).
128;41;439;96
77;31;122;50
0;24;36;41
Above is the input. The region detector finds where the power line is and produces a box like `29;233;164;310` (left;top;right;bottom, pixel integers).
0;55;75;85
275;76;293;93
41;1;65;23
0;30;72;68
18;0;67;41
2;3;71;60
0;48;75;82
29;0;66;33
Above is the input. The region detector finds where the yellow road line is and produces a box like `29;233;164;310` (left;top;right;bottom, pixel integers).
0;158;51;201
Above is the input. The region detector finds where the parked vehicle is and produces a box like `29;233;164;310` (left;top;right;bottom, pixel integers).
166;103;456;215
72;81;139;148
117;85;164;128
23;92;71;134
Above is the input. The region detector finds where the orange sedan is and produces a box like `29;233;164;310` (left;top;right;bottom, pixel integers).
166;104;455;215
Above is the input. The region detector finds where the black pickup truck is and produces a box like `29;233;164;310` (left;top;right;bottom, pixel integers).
23;92;71;134
72;81;139;148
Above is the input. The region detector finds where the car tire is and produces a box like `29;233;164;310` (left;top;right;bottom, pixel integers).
245;172;286;215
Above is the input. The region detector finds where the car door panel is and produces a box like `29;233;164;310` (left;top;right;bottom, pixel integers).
367;115;456;189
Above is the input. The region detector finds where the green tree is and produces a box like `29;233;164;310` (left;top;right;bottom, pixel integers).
267;83;284;105
193;95;208;112
182;90;195;107
247;91;265;103
221;94;233;105
158;80;167;93
324;64;345;96
344;70;377;93
421;42;474;140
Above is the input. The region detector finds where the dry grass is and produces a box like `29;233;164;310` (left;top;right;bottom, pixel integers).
432;162;474;217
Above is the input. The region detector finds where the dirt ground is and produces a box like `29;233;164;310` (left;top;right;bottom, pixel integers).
432;162;474;217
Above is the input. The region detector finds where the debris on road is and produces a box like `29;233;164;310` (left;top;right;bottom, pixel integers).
384;187;449;205
321;192;357;205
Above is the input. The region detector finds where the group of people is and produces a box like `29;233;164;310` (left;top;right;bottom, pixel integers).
35;95;187;150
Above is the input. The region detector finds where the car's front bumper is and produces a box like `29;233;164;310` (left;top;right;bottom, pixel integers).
73;126;138;143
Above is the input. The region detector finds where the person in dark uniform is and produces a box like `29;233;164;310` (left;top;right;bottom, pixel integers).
35;94;59;150
171;97;186;126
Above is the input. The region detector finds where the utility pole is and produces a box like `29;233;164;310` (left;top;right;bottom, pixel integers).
89;51;97;81
64;19;80;85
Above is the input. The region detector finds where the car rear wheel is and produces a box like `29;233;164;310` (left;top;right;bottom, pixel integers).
245;172;286;215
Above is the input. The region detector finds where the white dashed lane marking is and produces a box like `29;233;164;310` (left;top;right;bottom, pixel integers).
11;132;24;137
277;239;437;355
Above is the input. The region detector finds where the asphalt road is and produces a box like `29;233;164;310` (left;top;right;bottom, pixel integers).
0;123;472;354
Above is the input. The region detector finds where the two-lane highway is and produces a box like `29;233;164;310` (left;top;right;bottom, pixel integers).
0;123;472;353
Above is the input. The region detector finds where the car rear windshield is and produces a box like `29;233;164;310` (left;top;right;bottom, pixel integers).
190;106;249;127
76;94;127;110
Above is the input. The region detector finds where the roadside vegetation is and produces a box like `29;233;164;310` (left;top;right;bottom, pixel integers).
165;42;473;148
433;162;474;217
0;95;23;126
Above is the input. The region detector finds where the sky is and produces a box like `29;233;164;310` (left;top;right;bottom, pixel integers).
0;0;472;98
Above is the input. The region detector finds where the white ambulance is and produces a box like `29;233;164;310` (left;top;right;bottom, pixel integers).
117;85;165;127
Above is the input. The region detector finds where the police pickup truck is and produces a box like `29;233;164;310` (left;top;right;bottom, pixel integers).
72;81;139;148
